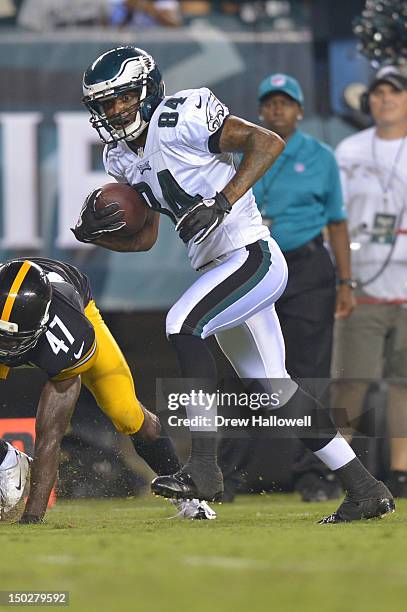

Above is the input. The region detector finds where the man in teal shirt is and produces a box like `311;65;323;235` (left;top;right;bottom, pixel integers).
254;74;355;501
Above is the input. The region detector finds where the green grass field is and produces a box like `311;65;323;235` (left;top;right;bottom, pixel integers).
0;494;405;612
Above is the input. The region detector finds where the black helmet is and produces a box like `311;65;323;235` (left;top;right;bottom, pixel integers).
0;260;52;359
82;46;165;144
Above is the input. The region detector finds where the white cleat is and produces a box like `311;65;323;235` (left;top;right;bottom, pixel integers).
170;498;217;520
0;445;32;522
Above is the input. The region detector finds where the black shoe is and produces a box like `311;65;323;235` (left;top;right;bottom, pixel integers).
151;470;223;502
295;471;343;503
319;481;395;523
386;471;407;498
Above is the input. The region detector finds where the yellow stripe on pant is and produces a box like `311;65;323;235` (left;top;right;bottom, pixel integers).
55;300;144;435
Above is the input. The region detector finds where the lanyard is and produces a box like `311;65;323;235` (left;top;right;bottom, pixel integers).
257;154;291;217
372;132;407;206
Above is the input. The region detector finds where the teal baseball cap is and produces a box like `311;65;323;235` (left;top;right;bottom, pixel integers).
258;73;304;105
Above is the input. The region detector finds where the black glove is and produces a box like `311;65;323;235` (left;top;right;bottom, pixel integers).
71;188;126;243
19;514;45;525
175;192;232;245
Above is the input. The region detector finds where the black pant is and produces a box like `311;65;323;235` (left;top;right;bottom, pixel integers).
277;236;336;477
277;235;336;380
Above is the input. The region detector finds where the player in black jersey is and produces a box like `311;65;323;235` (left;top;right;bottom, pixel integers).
0;258;215;522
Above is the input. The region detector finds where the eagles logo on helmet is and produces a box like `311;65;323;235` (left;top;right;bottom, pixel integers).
82;46;165;144
0;260;52;359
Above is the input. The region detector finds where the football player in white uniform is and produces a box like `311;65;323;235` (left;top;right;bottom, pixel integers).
74;46;395;522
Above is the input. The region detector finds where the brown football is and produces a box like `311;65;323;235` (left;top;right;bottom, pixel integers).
95;183;148;236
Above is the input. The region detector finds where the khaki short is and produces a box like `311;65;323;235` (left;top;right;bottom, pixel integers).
332;303;407;379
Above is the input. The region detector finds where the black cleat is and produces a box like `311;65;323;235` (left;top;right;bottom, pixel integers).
151;470;223;502
318;481;395;524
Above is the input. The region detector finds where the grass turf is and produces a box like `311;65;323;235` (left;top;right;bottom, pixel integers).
0;494;404;612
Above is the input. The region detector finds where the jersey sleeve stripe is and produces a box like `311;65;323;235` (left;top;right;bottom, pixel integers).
1;260;32;322
208;114;230;153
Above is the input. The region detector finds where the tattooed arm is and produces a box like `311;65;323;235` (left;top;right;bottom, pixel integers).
218;116;285;205
175;116;285;244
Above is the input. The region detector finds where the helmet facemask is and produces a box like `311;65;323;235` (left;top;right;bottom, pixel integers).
0;301;50;359
85;82;150;144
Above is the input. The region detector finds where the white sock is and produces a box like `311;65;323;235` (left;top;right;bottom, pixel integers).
314;433;356;471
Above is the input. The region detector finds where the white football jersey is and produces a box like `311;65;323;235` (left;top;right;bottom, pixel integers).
103;87;269;270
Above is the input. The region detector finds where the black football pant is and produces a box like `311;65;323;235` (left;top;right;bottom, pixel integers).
276;237;336;478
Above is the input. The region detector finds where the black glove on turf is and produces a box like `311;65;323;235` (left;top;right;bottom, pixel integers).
71;188;126;243
175;192;232;245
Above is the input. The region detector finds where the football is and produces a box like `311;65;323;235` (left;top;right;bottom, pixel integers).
95;183;148;236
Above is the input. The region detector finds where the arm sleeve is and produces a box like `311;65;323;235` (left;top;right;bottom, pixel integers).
176;88;230;153
324;148;347;222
